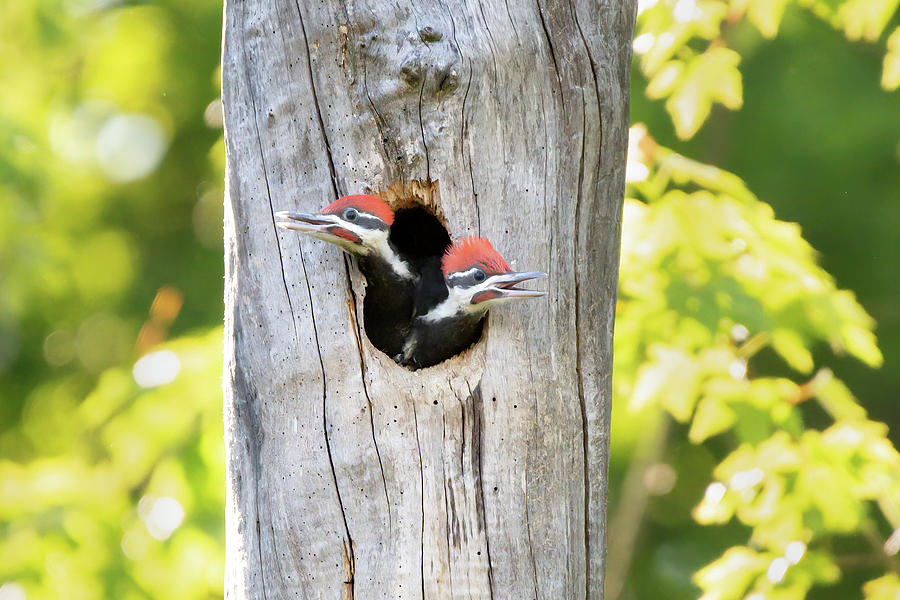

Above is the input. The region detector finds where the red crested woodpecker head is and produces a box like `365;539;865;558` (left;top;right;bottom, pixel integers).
276;195;395;255
438;236;546;313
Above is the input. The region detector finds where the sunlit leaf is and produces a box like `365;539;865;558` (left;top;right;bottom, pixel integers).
631;345;702;420
771;329;814;373
864;573;900;600
840;324;884;368
690;396;737;442
694;546;770;600
811;369;867;422
646;60;686;98
664;48;743;139
837;0;900;41
883;27;900;90
744;0;791;37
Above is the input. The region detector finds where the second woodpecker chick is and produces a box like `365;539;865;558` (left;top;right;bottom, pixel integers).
275;195;414;359
400;236;546;370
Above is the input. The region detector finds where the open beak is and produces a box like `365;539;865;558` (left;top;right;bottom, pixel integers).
275;211;339;233
472;271;547;304
275;211;361;244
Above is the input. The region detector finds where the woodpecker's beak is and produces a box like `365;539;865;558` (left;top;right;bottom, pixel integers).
275;211;362;244
471;271;547;304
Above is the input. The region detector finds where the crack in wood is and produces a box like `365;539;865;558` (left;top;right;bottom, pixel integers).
470;383;496;599
574;94;591;600
294;0;340;199
417;75;431;181
297;237;356;571
342;538;356;600
342;258;393;534
535;0;563;95
411;400;427;600
440;410;457;594
503;0;521;44
474;0;500;81
569;0;604;161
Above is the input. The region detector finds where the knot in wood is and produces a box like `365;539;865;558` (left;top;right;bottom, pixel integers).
418;26;443;43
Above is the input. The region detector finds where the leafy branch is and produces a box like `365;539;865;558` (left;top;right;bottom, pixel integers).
617;126;897;599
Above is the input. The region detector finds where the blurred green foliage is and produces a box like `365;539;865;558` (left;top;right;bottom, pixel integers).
0;0;224;598
634;0;900;137
0;0;898;599
611;0;900;597
0;330;224;600
615;127;899;599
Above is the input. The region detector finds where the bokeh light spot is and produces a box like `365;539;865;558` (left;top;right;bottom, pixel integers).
193;187;225;249
625;160;650;183
0;583;26;600
48;99;115;165
43;330;76;366
139;496;185;540
204;99;223;128
704;482;727;504
729;359;748;380
643;463;677;495
673;0;699;22
132;350;181;388
633;33;655;54
729;468;764;491
766;557;789;583
95;114;168;183
730;323;750;342
884;528;900;556
785;541;806;564
77;313;132;373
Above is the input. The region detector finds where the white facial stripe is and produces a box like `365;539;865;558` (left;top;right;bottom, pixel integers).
371;235;413;279
421;287;472;322
448;267;483;287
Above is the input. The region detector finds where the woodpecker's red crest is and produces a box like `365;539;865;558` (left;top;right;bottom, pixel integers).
321;195;394;226
441;236;511;277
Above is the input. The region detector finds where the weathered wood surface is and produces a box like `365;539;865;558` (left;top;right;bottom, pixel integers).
222;0;635;598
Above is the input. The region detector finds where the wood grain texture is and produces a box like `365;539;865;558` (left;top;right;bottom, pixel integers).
222;0;635;598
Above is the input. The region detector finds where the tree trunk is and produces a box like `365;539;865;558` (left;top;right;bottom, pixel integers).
222;0;635;598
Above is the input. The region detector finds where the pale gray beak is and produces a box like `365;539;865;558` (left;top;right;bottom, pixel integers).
275;210;340;234
472;271;548;304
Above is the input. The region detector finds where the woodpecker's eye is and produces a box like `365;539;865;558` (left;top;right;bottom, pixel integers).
343;208;359;222
473;268;486;283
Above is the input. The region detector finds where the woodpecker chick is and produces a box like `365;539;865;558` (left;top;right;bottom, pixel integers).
276;195;414;359
400;236;546;370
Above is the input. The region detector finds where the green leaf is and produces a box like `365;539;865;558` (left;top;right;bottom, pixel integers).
694;546;770;600
665;48;743;139
840;324;884;368
690;396;738;442
743;0;791;37
838;0;900;41
771;329;815;373
811;369;867;421
631;345;702;421
883;27;900;90
864;573;900;600
646;60;685;99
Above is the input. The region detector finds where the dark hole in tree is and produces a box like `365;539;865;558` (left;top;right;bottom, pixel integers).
388;205;452;262
361;203;484;370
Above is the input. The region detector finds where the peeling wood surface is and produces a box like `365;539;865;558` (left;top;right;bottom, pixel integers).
222;0;636;598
